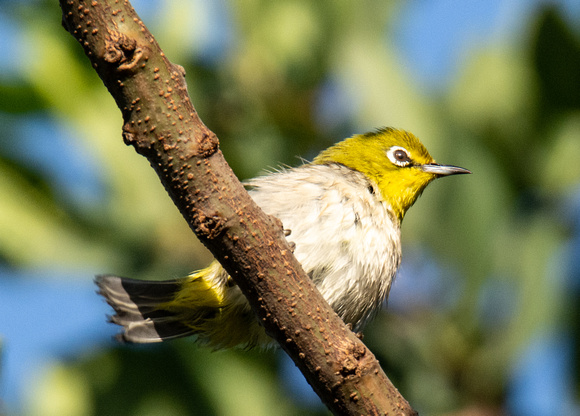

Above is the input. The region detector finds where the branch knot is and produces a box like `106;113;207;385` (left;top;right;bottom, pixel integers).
196;132;219;158
193;208;228;240
104;33;143;72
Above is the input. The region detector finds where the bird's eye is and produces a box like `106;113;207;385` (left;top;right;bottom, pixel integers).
387;146;411;167
394;150;408;161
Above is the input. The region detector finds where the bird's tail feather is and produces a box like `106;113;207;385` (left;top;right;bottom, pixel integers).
95;275;196;343
96;264;272;348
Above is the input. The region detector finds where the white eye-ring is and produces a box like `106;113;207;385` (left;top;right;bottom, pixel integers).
386;146;412;167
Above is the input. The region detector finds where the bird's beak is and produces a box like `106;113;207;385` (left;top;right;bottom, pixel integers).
420;164;471;176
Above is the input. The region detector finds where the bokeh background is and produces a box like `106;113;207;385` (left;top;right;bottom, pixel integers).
1;0;580;415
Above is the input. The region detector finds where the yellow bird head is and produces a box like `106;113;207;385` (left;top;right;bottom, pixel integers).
313;127;471;221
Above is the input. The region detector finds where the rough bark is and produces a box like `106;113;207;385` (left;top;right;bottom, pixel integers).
59;1;417;414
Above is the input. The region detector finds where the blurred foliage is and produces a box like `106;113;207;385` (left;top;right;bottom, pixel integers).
1;0;580;415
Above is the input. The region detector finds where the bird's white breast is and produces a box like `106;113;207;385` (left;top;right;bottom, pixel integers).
247;163;402;330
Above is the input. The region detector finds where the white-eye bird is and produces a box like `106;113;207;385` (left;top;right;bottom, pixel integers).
96;127;470;348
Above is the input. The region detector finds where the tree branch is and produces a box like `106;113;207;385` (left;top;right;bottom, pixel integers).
59;1;417;414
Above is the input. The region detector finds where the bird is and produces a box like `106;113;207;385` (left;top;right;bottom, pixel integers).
96;127;470;348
